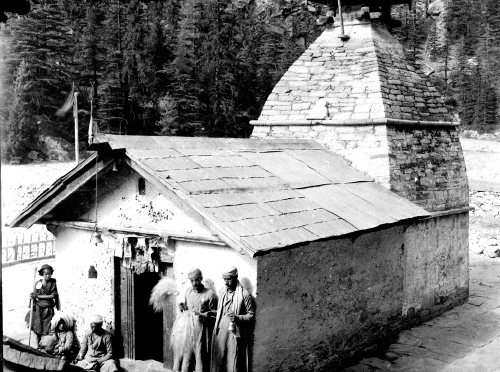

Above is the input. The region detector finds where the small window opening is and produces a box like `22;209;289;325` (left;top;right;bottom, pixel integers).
88;265;97;279
138;178;146;195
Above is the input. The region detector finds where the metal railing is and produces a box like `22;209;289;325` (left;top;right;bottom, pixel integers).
1;231;55;267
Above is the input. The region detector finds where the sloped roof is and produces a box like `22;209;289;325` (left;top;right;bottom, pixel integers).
9;134;428;256
97;134;428;255
252;17;453;125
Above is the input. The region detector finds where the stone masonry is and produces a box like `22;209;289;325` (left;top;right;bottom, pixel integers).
387;127;468;212
251;14;468;213
470;190;500;219
254;17;451;123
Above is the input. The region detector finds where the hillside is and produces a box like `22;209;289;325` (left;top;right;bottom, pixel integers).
462;138;500;191
1;161;75;227
1;0;498;163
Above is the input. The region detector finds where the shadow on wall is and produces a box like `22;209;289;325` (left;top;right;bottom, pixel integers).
239;277;254;295
203;277;254;296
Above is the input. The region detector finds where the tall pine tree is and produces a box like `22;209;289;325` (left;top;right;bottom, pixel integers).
6;60;39;160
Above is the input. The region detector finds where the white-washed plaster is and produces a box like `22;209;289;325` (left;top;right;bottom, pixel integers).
80;169;213;237
54;227;116;340
173;240;258;304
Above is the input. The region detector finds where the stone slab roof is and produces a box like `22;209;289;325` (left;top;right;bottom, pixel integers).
99;134;428;255
9;134;429;256
254;17;453;125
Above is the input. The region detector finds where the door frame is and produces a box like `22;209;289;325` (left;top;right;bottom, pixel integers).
114;255;176;368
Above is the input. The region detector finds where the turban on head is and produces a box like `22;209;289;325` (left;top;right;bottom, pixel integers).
222;265;238;278
50;312;75;331
90;315;103;325
187;268;202;279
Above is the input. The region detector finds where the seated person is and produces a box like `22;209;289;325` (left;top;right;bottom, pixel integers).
53;313;78;360
75;315;119;372
38;312;77;361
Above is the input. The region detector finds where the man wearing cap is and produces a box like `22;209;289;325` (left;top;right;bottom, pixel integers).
75;315;119;372
179;268;218;372
211;265;255;372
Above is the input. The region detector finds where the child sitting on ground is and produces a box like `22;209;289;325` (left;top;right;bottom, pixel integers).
39;312;78;361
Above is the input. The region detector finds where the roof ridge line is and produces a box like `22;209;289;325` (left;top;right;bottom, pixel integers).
250;118;458;127
366;25;388;121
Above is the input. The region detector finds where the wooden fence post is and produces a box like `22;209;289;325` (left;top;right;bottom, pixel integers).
29;232;33;258
14;235;18;261
43;232;47;256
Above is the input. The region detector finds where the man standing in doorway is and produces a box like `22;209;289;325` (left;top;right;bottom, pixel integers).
211;265;255;372
180;268;218;372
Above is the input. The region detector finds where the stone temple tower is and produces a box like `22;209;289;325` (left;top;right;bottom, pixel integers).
250;12;469;214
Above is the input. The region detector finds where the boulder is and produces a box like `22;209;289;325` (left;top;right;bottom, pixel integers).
484;245;500;258
428;2;441;18
27;150;43;162
39;135;72;161
487;238;498;246
478;236;490;248
469;242;484;255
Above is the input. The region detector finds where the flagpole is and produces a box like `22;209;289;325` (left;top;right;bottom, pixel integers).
88;87;94;145
337;0;349;41
0;121;3;366
73;91;79;165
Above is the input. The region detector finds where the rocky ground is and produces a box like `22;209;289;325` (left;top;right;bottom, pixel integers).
462;138;500;258
1;161;75;227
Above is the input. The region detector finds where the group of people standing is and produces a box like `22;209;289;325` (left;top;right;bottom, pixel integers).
27;263;255;372
178;265;255;372
26;264;119;372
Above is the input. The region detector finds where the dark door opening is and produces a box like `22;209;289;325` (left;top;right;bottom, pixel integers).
134;271;164;361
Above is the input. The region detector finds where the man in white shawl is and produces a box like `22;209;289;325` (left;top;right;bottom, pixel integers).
211;265;255;372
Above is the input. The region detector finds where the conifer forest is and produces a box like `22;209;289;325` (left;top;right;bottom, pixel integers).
0;0;499;161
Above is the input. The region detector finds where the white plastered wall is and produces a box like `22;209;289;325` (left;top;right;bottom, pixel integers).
53;227;116;341
173;241;258;305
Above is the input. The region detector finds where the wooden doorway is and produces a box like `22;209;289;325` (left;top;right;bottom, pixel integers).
117;262;175;367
